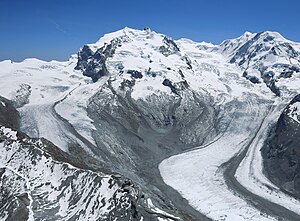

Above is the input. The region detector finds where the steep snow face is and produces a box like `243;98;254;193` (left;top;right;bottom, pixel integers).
76;28;239;150
75;28;300;103
219;31;256;57
2;28;300;221
219;31;300;96
80;28;274;177
76;27;274;103
74;28;279;221
75;28;188;96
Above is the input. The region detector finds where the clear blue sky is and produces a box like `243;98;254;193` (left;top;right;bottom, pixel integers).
1;0;299;61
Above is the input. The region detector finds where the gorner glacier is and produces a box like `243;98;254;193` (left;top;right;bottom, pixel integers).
1;27;300;220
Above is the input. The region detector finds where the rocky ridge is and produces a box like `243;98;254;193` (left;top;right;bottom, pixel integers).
1;27;300;220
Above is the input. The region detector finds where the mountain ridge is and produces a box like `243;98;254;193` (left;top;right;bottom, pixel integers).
1;27;300;221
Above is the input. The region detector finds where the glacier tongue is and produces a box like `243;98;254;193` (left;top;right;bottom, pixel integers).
159;95;275;221
1;27;300;220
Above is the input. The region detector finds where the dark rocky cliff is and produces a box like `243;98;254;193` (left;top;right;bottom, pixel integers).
262;95;300;197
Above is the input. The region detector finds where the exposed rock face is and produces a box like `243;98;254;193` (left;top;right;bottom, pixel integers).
220;31;300;96
0;99;174;221
0;127;151;221
2;28;300;220
0;96;19;130
127;70;143;79
159;36;180;56
88;78;217;167
86;79;218;221
75;38;123;82
11;84;31;108
262;95;300;197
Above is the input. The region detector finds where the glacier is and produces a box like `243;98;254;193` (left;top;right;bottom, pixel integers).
0;27;300;220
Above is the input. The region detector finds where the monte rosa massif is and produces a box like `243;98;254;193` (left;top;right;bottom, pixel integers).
1;27;300;221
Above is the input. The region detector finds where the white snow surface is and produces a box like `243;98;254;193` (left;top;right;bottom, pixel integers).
0;58;99;151
157;28;300;220
287;102;300;124
1;27;300;220
160;95;277;221
235;100;300;216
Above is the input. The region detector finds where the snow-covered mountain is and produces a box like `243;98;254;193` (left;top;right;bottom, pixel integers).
1;27;300;221
220;31;300;96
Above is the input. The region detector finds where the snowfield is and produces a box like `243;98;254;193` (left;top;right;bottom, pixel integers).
0;58;102;152
1;27;300;220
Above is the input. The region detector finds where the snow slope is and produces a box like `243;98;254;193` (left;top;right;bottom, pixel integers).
159;30;300;220
0;58;101;152
1;27;300;221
